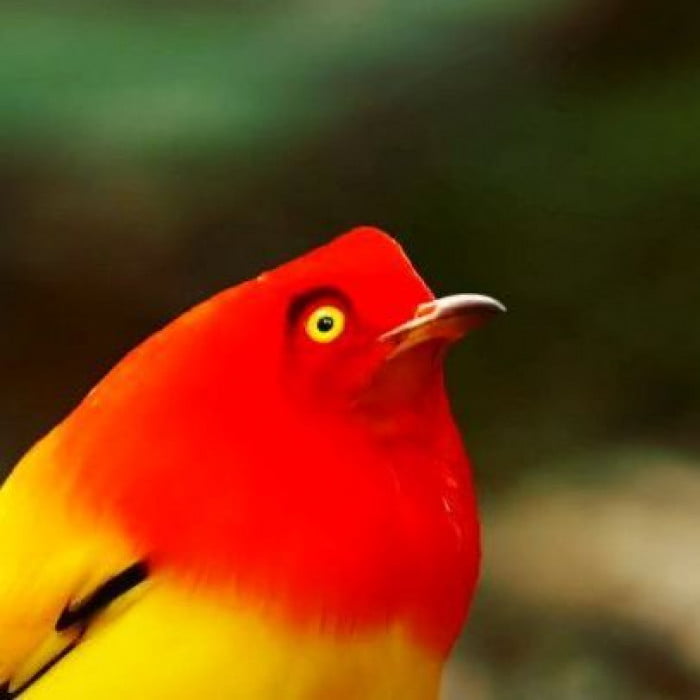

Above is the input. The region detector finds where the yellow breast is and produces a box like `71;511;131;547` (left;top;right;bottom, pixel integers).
20;579;443;700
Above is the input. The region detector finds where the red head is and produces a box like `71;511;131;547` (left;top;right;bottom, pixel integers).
55;227;503;655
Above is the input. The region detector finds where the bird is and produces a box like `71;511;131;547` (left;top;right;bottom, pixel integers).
0;227;504;699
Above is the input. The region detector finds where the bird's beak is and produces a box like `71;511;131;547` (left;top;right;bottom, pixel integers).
380;294;506;357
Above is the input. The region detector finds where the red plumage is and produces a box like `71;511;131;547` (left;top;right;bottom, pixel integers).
51;228;481;654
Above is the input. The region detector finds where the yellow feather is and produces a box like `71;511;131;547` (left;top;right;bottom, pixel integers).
0;434;139;686
21;580;442;699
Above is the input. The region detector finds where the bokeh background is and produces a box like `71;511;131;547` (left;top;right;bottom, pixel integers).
1;1;699;698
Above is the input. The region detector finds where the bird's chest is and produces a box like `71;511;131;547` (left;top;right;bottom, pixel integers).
23;581;444;700
126;442;478;654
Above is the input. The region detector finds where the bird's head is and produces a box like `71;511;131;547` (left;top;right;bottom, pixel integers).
207;227;503;435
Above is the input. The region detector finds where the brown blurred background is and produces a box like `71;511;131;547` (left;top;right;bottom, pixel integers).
1;1;699;697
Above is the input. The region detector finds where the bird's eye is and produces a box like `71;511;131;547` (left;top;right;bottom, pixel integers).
305;305;346;344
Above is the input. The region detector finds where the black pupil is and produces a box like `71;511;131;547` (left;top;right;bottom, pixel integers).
317;315;335;333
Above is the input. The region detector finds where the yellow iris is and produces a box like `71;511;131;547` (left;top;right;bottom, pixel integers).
305;306;346;343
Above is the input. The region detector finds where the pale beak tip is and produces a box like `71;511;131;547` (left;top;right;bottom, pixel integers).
380;293;506;353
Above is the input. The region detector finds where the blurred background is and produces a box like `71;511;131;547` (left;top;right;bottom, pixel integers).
1;1;699;697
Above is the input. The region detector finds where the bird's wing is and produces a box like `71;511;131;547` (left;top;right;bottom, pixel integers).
0;437;147;697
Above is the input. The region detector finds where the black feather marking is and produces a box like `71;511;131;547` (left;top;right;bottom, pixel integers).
1;561;149;698
5;640;79;699
55;560;149;632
